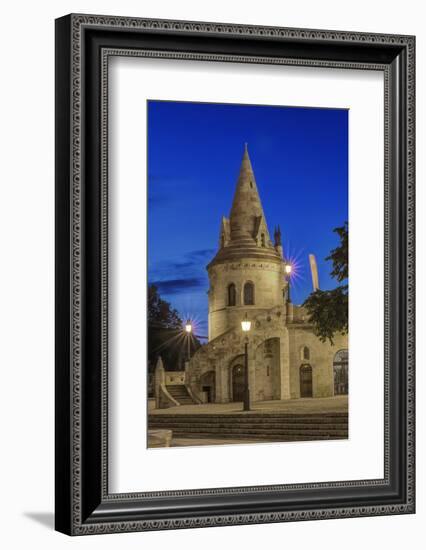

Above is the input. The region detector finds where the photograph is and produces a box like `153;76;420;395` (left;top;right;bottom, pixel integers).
147;100;349;448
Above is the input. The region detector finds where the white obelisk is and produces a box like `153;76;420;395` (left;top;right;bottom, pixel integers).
309;254;320;291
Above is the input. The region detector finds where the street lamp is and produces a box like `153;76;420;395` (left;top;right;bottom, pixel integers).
241;313;251;411
185;319;192;361
285;262;292;303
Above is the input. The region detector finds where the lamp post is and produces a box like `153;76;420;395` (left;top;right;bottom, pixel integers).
241;313;252;411
285;262;292;303
185;320;192;361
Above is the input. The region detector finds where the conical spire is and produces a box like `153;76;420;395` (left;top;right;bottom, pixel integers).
229;144;269;242
207;145;282;268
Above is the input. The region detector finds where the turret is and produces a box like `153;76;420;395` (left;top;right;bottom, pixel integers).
208;144;282;266
274;225;284;258
207;145;287;340
219;216;230;249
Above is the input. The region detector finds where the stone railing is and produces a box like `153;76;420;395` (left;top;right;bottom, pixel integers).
156;384;180;409
153;358;202;408
164;371;185;385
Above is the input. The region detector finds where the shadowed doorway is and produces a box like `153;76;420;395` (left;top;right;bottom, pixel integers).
300;364;313;397
200;370;216;403
232;364;245;402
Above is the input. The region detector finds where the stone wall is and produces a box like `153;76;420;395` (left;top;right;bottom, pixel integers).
288;326;348;398
187;305;292;403
186;305;348;404
207;260;287;340
254;337;281;401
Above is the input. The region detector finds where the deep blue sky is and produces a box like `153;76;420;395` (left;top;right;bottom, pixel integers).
148;101;348;336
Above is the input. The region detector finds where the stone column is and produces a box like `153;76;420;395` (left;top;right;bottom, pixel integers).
248;340;256;404
183;360;190;384
279;329;291;400
214;357;229;403
154;356;165;409
286;302;294;323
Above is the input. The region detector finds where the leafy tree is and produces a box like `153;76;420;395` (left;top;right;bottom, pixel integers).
147;285;200;374
303;222;348;344
148;284;182;330
327;222;348;282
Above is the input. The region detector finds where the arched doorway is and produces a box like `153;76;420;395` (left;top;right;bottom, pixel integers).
333;350;348;395
200;370;216;403
232;364;245;402
300;364;313;398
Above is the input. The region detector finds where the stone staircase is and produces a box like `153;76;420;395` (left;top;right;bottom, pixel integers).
165;385;197;405
148;412;348;442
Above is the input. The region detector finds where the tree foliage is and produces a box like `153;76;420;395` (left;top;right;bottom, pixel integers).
147;285;200;373
303;222;348;344
148;285;182;373
148;284;182;330
326;222;348;282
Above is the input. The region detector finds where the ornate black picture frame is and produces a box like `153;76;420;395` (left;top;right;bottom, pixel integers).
55;14;415;535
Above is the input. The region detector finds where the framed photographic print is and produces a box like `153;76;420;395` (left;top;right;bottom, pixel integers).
146;101;349;449
55;14;415;535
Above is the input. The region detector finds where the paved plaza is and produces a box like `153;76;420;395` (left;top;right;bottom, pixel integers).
150;395;348;416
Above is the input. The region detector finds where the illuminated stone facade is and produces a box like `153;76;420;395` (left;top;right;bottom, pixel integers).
186;146;348;404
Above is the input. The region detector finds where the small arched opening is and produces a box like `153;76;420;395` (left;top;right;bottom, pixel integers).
301;346;310;361
243;281;255;305
227;283;236;306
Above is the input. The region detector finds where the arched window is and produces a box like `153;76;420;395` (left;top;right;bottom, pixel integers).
333;349;349;395
244;282;255;305
227;283;236;306
261;233;266;247
302;346;310;360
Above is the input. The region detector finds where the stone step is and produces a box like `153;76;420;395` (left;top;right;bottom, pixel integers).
149;416;347;425
149;414;348;424
149;421;347;431
165;385;196;405
149;412;348;419
170;433;346;441
149;411;348;441
151;428;348;438
148;422;348;431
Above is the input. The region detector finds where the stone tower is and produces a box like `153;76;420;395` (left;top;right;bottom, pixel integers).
207;145;287;340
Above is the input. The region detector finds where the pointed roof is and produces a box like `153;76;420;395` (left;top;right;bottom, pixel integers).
229;144;269;242
208;145;282;267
